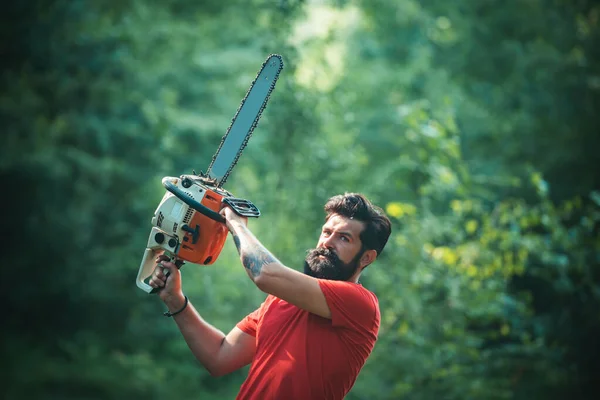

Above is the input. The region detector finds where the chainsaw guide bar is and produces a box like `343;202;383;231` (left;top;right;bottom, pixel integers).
206;54;284;187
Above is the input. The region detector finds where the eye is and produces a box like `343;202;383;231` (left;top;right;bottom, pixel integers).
340;235;350;242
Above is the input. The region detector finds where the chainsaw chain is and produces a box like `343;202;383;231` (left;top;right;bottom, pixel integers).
207;54;284;188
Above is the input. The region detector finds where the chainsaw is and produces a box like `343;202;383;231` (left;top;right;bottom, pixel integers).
136;54;283;293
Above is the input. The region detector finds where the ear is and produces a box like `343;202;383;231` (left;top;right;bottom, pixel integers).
359;249;378;269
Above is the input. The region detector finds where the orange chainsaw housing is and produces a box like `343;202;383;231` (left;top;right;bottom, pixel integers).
177;188;228;265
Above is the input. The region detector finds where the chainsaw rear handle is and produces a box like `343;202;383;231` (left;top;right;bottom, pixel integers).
163;180;226;223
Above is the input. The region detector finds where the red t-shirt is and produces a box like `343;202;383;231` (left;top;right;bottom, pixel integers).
235;280;380;400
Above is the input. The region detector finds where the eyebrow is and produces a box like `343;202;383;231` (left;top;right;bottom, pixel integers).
323;227;354;239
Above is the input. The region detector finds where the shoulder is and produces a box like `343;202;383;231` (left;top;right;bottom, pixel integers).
318;280;378;306
317;280;380;332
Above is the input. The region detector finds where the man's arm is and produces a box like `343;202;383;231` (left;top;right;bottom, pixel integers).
221;208;332;319
149;257;256;377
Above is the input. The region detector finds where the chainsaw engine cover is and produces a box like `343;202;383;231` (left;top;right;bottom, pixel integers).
158;176;229;265
136;176;230;292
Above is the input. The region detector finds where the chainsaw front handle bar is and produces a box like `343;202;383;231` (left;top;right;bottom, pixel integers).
163;180;226;224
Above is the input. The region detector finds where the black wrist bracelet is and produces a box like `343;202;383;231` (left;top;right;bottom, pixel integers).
163;295;188;317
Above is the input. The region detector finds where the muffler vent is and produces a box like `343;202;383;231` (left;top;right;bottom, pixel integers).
183;208;194;224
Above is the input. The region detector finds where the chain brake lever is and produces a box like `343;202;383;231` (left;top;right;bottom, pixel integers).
223;197;261;218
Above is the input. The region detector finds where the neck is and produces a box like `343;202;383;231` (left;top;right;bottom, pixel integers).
348;270;362;283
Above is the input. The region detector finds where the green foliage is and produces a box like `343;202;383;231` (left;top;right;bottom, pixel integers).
2;0;598;399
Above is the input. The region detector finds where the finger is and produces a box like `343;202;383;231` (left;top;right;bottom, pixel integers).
156;254;170;262
149;276;163;288
158;260;177;271
154;263;165;279
154;264;173;283
157;262;179;282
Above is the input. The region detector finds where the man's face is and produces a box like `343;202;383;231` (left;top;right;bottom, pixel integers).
304;214;367;281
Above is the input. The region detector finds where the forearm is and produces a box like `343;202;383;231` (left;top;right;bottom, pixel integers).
166;295;226;376
226;219;332;319
228;221;281;283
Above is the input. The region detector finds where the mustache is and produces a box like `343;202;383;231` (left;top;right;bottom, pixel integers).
307;247;339;262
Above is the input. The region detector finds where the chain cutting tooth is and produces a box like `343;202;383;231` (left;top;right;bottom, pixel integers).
206;54;284;188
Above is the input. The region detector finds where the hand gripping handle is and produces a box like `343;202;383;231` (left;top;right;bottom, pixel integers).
136;244;184;294
149;256;184;294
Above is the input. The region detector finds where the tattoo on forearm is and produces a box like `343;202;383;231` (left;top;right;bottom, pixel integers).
242;252;276;278
233;234;241;252
231;225;278;279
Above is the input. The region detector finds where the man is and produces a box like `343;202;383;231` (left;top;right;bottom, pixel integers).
149;193;392;399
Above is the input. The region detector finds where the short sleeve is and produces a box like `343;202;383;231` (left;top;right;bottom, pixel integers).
318;280;380;335
236;295;273;337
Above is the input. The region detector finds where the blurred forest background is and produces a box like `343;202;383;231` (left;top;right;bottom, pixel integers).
2;0;599;399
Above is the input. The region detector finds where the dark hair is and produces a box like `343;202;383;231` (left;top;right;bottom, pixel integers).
324;193;392;257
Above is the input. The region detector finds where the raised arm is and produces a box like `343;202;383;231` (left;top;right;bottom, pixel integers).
220;207;332;319
149;256;256;376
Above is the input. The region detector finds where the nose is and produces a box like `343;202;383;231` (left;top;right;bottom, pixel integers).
320;235;335;249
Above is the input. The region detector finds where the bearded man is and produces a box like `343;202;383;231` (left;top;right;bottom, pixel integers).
150;193;392;400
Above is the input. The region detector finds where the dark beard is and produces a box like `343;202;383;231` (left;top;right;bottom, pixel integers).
303;247;363;281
